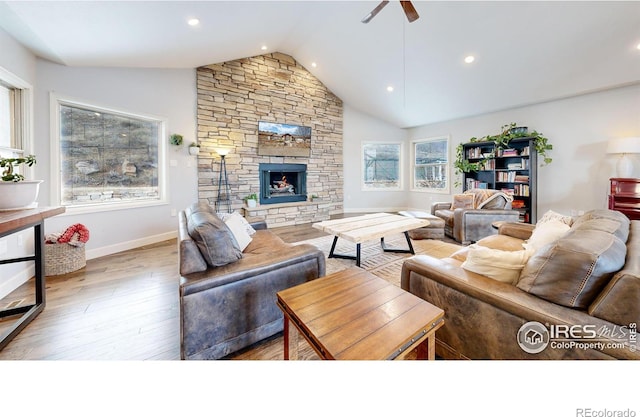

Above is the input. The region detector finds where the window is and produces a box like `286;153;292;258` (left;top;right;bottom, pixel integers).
412;136;449;193
52;96;167;210
362;142;402;190
0;68;28;159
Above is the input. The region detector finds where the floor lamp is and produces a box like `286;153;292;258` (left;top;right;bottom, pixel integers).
214;147;232;213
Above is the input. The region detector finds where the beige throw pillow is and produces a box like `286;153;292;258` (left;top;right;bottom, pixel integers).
522;219;570;252
537;210;574;227
450;194;475;210
461;244;533;284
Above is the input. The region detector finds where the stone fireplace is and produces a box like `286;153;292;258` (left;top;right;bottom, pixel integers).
196;52;344;227
259;163;307;205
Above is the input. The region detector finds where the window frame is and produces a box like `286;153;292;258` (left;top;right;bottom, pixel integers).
411;135;450;194
361;141;403;192
50;93;168;213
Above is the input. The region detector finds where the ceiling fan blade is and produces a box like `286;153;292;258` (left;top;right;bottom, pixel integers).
400;1;419;22
361;0;390;23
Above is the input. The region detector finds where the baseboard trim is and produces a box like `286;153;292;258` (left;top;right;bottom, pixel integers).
85;230;177;260
0;264;35;300
343;207;407;213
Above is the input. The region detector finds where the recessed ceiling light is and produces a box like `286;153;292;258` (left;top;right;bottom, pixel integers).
311;62;317;68
464;55;475;64
637;42;640;50
187;18;200;26
261;45;268;51
386;86;394;92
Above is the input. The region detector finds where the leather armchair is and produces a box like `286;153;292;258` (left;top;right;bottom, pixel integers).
431;190;520;245
178;204;325;360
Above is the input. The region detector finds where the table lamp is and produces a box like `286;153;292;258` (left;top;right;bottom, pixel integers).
607;137;640;178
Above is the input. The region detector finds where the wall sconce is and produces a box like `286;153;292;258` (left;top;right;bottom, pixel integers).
607;137;640;178
213;147;232;213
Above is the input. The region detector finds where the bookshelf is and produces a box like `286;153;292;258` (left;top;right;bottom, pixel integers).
462;137;537;223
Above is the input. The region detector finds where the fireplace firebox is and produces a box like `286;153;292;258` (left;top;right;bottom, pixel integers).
259;163;307;204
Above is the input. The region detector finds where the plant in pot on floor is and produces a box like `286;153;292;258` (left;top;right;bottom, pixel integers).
244;193;258;208
0;155;43;210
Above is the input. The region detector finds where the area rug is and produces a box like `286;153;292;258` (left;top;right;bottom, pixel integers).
295;234;461;287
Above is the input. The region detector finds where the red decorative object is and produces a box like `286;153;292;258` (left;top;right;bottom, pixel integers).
57;223;90;245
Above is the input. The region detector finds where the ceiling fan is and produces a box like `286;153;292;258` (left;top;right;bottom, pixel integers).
361;1;420;24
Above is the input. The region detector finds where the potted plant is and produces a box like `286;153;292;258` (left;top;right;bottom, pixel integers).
243;193;258;208
188;142;201;155
169;133;184;146
0;155;43;210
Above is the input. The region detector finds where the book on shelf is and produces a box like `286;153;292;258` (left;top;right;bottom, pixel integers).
507;163;522;170
514;175;529;182
511;199;526;209
502;148;519;156
466;178;488;189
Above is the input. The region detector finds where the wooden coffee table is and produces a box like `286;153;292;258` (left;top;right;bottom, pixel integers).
276;267;444;360
312;213;430;267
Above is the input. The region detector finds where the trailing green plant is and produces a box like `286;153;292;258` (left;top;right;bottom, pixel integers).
170;133;184;146
0;155;37;182
453;123;553;186
454;122;553;179
189;141;200;148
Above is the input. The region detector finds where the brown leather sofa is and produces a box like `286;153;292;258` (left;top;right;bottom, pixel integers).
432;189;520;245
401;209;640;359
178;203;325;360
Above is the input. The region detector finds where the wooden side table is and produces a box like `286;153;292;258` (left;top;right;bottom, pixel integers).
276;267;444;360
0;206;65;349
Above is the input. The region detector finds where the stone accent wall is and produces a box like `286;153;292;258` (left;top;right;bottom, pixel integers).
196;52;344;227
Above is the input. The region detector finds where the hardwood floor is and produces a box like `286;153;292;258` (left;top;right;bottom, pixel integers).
0;214;363;360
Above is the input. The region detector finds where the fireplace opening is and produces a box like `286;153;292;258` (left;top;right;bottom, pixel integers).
259;163;307;204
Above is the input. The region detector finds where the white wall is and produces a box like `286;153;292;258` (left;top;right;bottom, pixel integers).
342;104;408;212
34;60;198;259
406;84;640;216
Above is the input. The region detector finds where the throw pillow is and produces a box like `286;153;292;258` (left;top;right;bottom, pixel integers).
223;212;253;251
537;210;574;227
522;219;571;252
450;194;475;210
217;211;257;237
517;229;626;309
187;210;243;267
461;244;533;284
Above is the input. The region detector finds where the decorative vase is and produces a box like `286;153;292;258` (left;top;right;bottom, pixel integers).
189;147;200;156
0;180;44;210
247;199;257;208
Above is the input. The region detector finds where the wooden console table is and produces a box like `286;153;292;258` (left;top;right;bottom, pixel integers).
0;206;65;350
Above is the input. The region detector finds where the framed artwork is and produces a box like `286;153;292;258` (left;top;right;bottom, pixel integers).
258;121;312;157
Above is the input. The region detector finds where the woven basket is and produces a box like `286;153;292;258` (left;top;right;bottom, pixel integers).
44;243;86;276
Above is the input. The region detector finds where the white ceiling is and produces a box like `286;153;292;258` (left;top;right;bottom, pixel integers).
1;1;639;128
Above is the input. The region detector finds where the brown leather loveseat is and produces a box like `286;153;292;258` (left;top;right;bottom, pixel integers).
401;209;640;359
178;202;325;359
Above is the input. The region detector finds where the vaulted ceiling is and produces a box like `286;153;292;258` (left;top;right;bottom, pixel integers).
1;1;639;128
